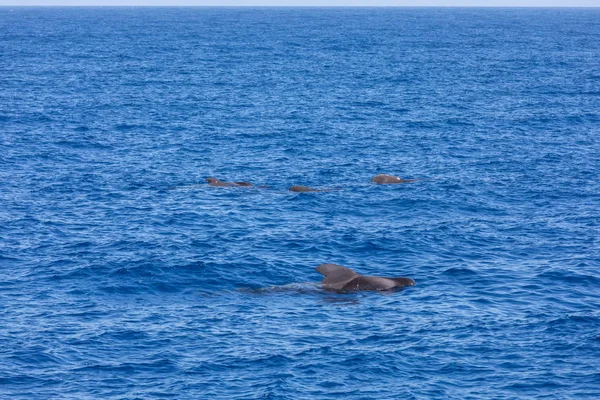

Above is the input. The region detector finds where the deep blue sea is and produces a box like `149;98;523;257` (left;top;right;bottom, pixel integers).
1;7;600;399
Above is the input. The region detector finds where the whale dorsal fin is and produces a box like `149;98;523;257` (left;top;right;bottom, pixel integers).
315;264;359;290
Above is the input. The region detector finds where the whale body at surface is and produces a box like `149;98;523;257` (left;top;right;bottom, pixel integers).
315;263;415;292
206;177;262;187
370;174;416;184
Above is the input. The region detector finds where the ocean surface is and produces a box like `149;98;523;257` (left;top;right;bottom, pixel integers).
1;7;600;399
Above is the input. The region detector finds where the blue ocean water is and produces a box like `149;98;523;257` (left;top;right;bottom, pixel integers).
1;6;600;399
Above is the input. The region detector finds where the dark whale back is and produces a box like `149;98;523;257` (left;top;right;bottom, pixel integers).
207;177;256;187
343;276;411;291
316;264;415;292
289;185;316;192
290;185;337;193
206;177;234;187
316;264;358;290
370;174;416;184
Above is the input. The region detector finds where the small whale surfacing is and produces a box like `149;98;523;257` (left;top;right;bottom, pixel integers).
289;185;316;192
206;177;266;188
289;185;338;192
370;174;416;184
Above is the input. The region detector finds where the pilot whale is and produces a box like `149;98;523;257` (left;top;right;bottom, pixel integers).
289;185;337;192
206;178;267;188
316;263;415;292
370;174;416;184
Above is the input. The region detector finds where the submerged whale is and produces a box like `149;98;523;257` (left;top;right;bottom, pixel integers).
370;174;416;184
289;185;336;192
206;178;265;188
316;263;415;292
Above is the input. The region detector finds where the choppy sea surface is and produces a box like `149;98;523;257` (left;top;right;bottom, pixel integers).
1;7;600;399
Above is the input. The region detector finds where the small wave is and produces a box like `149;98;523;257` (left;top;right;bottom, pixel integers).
0;254;21;263
115;123;143;131
548;313;599;326
538;269;600;286
442;267;478;276
54;139;112;150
